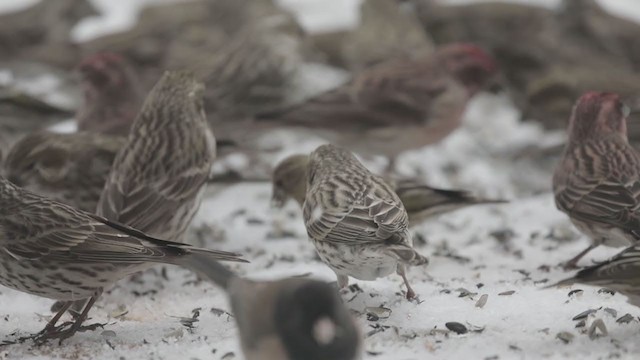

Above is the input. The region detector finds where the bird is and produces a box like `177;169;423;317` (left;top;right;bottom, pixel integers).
194;260;362;360
0;0;98;68
302;144;428;299
552;91;639;269
253;43;498;170
76;52;145;136
0;176;246;343
97;70;216;243
548;245;640;306
271;153;506;226
3;131;125;213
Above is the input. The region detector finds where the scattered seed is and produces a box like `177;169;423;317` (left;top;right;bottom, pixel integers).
498;290;515;296
445;322;468;334
366;324;389;338
538;265;551;273
616;313;634;324
489;228;516;243
210;308;233;318
467;322;486;333
221;352;235;359
556;331;574;344
603;308;617;318
475;294;489;308
246;217;264;225
101;330;116;338
365;306;392;319
366;313;379;322
598;288;616;295
476;283;484;289
587;318;608;340
456;288;477;298
574;320;586;328
572;308;599;321
567;289;583;298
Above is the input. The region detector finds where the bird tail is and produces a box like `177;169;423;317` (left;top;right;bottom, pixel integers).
177;251;241;289
395;182;507;221
386;245;429;267
543;276;578;289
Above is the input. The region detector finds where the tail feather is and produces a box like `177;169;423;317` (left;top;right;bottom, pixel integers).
544;276;578;289
394;182;507;221
386;245;429;266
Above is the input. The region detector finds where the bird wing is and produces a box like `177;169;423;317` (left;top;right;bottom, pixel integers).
3;197;241;263
304;185;410;245
97;152;211;236
554;143;640;239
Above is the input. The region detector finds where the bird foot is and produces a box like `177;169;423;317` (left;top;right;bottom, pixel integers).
31;321;106;345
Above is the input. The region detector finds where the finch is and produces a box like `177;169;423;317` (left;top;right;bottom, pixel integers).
76;52;144;136
303;144;428;299
0;176;245;343
3;131;125;213
97;70;215;243
553;91;639;269
253;43;498;169
271;153;505;226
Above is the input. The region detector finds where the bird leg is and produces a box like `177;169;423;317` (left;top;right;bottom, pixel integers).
35;294;104;345
41;301;73;334
562;244;598;270
51;298;88;321
397;265;416;300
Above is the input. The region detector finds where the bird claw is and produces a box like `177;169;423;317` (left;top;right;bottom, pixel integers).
30;321;106;345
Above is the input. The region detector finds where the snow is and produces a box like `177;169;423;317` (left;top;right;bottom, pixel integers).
3;0;640;360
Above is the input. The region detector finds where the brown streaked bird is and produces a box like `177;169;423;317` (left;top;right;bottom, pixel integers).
549;244;640;306
76;52;144;136
271;154;506;226
3;131;125;213
0;176;246;343
97;70;215;243
553;91;639;269
196;260;361;360
254;43;498;169
303;144;428;299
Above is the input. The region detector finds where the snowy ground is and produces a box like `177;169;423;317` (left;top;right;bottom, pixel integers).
3;1;640;360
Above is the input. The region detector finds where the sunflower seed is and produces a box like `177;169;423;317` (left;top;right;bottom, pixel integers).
556;331;574;344
587;318;607;340
445;322;468;334
572;308;599;321
475;294;488;308
616;313;634;324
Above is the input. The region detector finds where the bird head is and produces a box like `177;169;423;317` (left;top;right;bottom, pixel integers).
568;91;630;143
439;43;499;96
271;154;310;209
78;52;133;91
